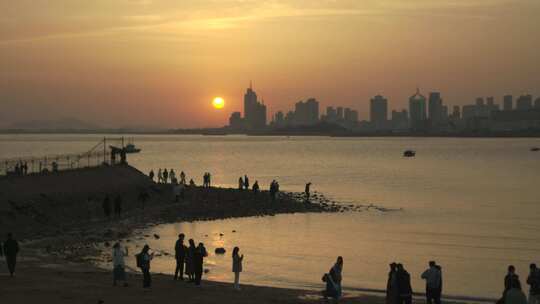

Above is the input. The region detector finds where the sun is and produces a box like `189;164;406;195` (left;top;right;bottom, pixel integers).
212;97;225;109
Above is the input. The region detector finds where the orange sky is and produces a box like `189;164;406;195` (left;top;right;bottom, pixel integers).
1;0;539;128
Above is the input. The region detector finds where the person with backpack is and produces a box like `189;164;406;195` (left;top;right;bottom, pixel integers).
194;243;208;286
322;256;343;303
137;245;154;289
527;264;540;304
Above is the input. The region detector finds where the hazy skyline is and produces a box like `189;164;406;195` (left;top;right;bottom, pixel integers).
1;0;539;128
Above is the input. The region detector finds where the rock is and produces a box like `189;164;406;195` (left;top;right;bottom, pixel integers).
219;233;224;237
204;269;209;274
215;247;226;254
232;230;236;233
153;234;160;239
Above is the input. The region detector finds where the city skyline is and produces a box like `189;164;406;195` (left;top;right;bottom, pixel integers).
1;0;540;129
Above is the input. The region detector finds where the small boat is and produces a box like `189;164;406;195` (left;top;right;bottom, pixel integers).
403;150;416;157
531;147;540;152
124;143;141;153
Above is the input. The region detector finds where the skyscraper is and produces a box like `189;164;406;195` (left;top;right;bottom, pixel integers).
243;82;267;129
370;95;388;130
503;95;513;111
516;95;533;110
428;92;443;124
409;88;427;131
294;98;319;125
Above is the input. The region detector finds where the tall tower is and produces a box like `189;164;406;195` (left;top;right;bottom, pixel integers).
370;95;388;130
409;88;427;131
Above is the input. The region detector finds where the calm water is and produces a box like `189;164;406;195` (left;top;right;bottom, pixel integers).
1;134;539;298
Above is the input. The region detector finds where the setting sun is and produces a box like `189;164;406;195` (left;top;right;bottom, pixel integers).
212;97;225;109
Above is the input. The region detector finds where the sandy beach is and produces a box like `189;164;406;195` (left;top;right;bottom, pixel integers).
0;164;383;303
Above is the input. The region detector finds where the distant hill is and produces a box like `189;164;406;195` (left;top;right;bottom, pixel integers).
7;118;101;130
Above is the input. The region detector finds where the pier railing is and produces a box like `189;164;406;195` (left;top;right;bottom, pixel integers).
0;137;137;177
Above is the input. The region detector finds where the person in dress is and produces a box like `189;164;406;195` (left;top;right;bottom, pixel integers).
323;256;343;302
112;243;128;286
232;247;244;290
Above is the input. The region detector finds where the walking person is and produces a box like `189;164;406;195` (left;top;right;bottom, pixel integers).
174;234;187;281
421;261;442;304
528;264;540;304
185;239;196;282
137;245;154;289
3;233;19;277
232;247;244;290
238;177;244;190
112;243;128;286
322;256;343;303
244;175;249;190
194;243;208;286
102;195;111;219
305;182;312;201
396;264;413;304
113;195;122;218
386;263;398;304
163;169;169;184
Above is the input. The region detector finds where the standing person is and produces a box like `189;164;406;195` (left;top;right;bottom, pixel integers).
528;264;540;304
244;175;250;190
506;265;523;295
102;195;111;219
114;195;122;218
323;256;344;302
238;177;244;190
3;233;19;277
232;247;244;290
163;169;169;184
185;239;196;282
252;181;259;194
157;169;162;183
174;234;187;281
194;243;208;286
138;245;154;289
396;264;413;304
149;170;155;182
386;263;398;304
207;173;211;187
112;243;128;286
180;171;186;184
305;182;312;201
170;169;176;184
421;261;442;304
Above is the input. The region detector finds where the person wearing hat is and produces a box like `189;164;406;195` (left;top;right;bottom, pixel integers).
139;245;154;289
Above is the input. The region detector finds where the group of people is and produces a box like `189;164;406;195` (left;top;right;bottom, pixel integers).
12;161;29;176
0;233;20;277
269;180;280;200
150;168;187;185
202;172;212;188
102;195;123;219
172;233;208;286
500;264;540;304
384;262;418;304
238;175;261;193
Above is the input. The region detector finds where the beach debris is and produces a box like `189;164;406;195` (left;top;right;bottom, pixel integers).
232;230;236;233
153;233;160;239
219;233;224;237
215;247;226;254
204;269;209;274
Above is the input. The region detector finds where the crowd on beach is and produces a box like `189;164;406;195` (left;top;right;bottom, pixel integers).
2;228;540;304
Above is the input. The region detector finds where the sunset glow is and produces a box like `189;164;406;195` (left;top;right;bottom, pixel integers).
212;97;225;109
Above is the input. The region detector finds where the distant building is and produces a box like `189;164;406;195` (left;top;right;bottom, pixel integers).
336;107;344;121
391;109;409;131
229;112;243;129
294;98;319;126
503;95;513;111
344;108;358;123
428;92;443;124
370;95;388;130
326;106;337;122
451;106;461;119
516;95;533;111
272;111;285;127
409;88;427;131
243;82;267;130
491;109;540;131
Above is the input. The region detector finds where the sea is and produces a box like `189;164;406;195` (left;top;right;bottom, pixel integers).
1;134;539;299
